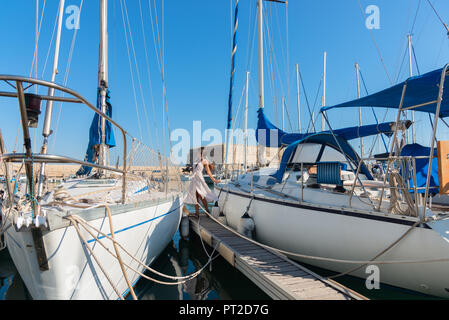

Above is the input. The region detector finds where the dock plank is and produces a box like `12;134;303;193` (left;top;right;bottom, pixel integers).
188;215;367;300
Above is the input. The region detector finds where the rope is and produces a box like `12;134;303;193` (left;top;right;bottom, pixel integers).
104;204;137;300
67;213;219;285
73;217;220;288
388;170;416;216
58;192;218;282
70;218;124;300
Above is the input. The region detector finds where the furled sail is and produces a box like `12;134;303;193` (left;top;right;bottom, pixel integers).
76;88;116;176
255;108;288;148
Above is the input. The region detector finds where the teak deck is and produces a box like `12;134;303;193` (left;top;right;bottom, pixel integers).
189;214;368;300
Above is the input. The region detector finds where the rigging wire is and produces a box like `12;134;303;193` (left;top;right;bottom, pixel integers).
13;0;47;153
263;7;279;126
149;0;173;172
358;69;389;154
264;5;279;126
285;1;290;122
411;43;421;76
297;66;315;132
138;0;162;151
50;0;84;154
266;5;286;100
410;0;422;33
356;0;393;85
304;79;322;134
425;0;449;36
122;0;156;151
41;4;60;80
118;0;144;142
29;0;47;81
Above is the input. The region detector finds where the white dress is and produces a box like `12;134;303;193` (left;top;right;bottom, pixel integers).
184;159;218;205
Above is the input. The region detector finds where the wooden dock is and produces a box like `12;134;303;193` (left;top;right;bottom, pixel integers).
189;214;368;300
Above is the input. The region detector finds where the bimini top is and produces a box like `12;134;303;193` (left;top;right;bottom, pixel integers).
321;65;449;117
271;132;373;183
256;108;401;147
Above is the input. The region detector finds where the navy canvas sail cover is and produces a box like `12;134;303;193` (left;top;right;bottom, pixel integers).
76;89;116;176
321;66;449;117
280;121;399;145
256;108;288;147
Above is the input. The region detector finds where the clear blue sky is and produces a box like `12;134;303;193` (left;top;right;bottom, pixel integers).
0;0;448;163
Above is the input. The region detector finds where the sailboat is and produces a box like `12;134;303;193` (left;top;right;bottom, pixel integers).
0;0;183;300
216;0;449;298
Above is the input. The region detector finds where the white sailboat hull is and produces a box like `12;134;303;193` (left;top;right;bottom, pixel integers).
218;187;449;298
5;196;182;300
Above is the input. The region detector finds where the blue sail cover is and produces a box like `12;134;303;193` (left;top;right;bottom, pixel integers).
76;89;116;176
401;144;439;194
271;133;374;183
256;108;397;147
280;121;398;145
256;108;288;147
321;66;449;117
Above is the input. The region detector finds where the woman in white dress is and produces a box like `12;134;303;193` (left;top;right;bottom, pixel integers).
184;147;220;216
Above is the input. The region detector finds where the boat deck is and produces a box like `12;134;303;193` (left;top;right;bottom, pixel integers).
189;214;368;300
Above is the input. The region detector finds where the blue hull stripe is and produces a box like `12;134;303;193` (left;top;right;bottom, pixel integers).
86;205;181;244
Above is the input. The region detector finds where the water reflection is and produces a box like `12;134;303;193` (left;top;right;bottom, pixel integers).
0;250;30;300
136;232;269;300
134;231;270;300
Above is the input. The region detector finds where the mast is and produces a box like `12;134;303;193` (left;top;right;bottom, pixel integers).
224;0;239;173
408;34;416;144
244;71;249;172
37;0;65;197
282;97;285;131
355;62;364;158
296;64;301;132
257;0;265;166
257;0;265;111
99;0;109;173
321;51;327;131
